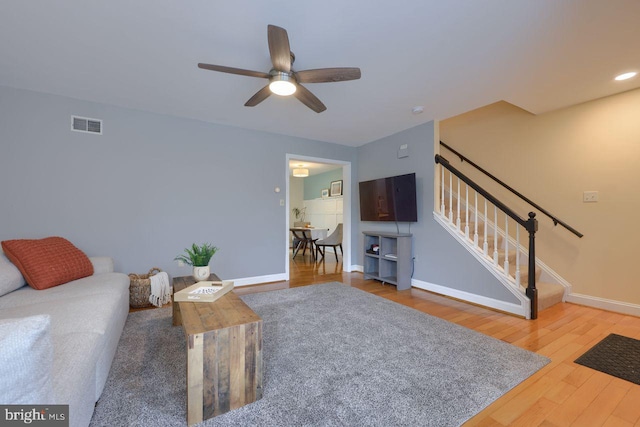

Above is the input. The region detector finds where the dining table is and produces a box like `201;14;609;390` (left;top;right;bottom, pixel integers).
290;227;328;260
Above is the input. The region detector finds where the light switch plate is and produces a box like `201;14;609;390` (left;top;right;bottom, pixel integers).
583;191;598;202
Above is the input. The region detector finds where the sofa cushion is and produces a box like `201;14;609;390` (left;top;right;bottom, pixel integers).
51;332;102;427
0;272;129;310
1;237;93;290
0;291;127;337
0;314;54;404
0;252;25;297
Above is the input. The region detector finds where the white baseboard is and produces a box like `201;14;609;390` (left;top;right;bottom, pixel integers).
566;293;640;317
351;265;363;273
230;273;288;287
411;278;528;318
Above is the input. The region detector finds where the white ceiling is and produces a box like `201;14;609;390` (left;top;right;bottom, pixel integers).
1;1;639;147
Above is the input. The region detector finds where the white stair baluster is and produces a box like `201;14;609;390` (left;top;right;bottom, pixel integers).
440;166;445;218
515;225;521;287
448;172;453;223
474;191;479;247
504;217;510;278
456;178;461;230
483;199;488;256
464;184;469;239
493;206;499;266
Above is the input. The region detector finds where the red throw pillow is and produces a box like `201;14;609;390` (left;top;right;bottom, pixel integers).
1;237;94;290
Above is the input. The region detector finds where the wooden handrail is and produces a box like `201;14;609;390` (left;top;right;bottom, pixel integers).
440;141;583;238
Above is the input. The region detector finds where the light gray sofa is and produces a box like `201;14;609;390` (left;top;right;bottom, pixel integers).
0;255;129;427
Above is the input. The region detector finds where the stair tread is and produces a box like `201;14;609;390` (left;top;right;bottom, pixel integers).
521;281;565;312
537;281;565;295
522;282;565;311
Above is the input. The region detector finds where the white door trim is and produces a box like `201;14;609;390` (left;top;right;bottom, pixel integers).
285;154;352;279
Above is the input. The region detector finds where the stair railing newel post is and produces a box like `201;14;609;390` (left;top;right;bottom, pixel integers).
526;212;539;320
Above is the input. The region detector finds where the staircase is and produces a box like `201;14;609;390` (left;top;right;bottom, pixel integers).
435;152;569;319
441;200;565;312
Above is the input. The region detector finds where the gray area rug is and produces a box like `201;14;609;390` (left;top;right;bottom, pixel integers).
90;282;549;426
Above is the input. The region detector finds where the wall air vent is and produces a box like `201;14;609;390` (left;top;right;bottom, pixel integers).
71;115;102;135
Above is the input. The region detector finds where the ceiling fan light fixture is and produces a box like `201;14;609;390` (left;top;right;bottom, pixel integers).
292;168;309;177
198;25;360;112
269;72;297;96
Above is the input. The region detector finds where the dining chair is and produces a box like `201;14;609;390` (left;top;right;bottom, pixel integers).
315;223;343;262
291;228;318;260
292;222;310;250
291;221;311;256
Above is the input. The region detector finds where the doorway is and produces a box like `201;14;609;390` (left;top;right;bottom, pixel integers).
285;154;352;280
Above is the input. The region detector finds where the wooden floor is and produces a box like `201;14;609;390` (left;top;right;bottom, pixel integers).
233;251;640;427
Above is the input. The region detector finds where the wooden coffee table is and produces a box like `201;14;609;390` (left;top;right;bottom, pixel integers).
172;275;263;426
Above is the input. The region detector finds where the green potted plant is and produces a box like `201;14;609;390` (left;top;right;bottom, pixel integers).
174;243;218;281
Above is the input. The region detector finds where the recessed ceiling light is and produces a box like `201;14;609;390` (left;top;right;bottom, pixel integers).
614;72;637;81
412;106;424;115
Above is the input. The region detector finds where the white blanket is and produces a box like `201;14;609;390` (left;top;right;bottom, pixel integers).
148;271;170;308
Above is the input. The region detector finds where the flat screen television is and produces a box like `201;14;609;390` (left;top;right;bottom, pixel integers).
359;173;418;222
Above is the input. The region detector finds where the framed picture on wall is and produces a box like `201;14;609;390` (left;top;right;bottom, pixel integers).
321;188;329;198
330;180;343;197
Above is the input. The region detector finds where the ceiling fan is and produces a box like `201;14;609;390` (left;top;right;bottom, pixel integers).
198;25;361;113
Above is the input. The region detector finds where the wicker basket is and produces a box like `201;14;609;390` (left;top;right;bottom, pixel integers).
128;267;162;308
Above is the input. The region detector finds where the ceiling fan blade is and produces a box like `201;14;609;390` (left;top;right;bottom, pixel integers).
295;68;361;83
293;84;327;113
198;63;270;79
245;85;272;107
267;25;291;72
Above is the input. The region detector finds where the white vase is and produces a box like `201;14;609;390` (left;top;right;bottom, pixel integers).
192;266;210;282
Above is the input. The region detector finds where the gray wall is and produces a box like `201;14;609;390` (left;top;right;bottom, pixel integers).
0;86;357;280
303;168;342;200
356;122;519;303
1;84;518;303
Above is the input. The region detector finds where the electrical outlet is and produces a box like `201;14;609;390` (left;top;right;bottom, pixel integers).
583;191;599;203
177;260;184;267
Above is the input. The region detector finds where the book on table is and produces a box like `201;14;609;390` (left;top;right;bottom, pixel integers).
173;280;234;303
